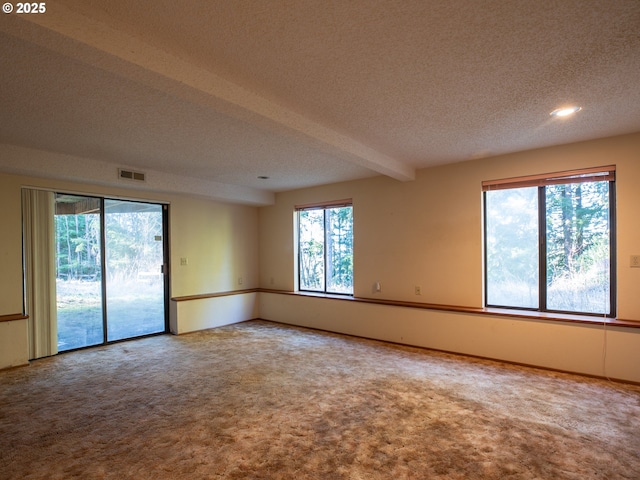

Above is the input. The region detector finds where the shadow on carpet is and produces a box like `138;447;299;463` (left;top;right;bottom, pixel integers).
1;320;639;479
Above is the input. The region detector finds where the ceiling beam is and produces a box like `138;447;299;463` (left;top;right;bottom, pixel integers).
2;5;415;182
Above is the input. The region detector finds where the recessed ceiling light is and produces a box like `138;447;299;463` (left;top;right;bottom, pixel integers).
550;106;582;117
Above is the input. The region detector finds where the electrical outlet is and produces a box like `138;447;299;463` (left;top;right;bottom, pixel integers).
631;255;640;268
415;285;421;295
238;276;243;285
180;257;188;266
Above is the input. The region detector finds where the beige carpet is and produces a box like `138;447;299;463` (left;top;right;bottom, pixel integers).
1;320;639;479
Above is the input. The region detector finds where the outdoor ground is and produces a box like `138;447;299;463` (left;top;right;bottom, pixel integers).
56;279;165;350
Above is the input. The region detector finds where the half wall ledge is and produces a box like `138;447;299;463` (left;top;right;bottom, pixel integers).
170;288;640;329
170;289;259;335
258;289;640;329
0;313;28;323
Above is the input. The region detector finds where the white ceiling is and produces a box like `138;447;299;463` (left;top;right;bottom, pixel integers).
1;0;639;205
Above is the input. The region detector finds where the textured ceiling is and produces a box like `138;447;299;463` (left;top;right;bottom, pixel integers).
0;0;639;205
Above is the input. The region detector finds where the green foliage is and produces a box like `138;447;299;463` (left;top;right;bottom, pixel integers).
326;207;353;293
545;182;609;283
299;209;325;291
299;206;353;293
55;199;163;282
485;181;611;314
55;213;101;280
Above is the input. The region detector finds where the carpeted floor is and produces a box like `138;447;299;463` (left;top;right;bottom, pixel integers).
1;320;639;479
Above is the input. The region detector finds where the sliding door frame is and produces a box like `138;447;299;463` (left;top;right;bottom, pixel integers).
24;186;170;354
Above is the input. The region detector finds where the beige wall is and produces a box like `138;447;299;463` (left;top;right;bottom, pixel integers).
259;132;640;317
171;293;259;334
0;174;25;316
1;132;639;379
258;133;640;382
170;195;258;297
259;293;640;383
0;171;259;368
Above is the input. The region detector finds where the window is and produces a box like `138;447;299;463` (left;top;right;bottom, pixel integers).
483;166;616;316
297;200;353;295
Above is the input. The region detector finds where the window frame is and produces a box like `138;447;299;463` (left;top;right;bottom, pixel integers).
296;199;353;296
482;166;616;317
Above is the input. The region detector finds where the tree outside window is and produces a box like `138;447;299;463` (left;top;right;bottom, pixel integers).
484;168;615;316
298;204;353;295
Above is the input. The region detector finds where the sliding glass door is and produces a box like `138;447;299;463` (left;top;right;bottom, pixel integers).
105;200;166;341
54;194;167;351
55;195;104;351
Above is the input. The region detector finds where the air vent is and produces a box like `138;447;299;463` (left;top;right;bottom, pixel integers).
118;168;146;182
